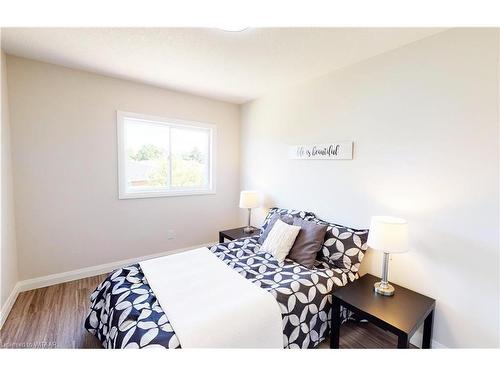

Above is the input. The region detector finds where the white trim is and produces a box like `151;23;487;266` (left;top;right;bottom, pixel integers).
15;242;213;293
116;110;216;200
0;283;20;330
410;328;447;349
118;189;216;200
1;243;212;330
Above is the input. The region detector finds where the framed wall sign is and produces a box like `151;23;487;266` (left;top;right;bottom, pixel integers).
288;142;353;160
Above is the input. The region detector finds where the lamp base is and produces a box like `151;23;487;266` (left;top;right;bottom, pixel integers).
243;226;255;233
374;281;395;296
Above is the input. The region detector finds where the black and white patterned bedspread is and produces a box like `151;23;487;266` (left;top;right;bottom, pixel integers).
84;237;357;349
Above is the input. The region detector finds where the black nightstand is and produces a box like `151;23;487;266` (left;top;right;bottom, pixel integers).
331;273;435;349
218;226;259;243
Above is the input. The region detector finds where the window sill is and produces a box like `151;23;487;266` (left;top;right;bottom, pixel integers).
119;189;216;200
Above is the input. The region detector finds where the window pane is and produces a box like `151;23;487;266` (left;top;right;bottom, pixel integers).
170;127;210;188
124;119;170;190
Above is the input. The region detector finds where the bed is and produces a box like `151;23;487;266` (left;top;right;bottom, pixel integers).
85;208;368;349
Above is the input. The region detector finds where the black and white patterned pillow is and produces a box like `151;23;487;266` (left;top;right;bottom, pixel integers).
260;207;316;237
310;218;369;274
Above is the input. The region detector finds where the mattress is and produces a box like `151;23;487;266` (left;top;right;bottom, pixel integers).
84;236;357;348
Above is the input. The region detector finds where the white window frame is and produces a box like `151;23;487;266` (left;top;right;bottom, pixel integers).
117;110;216;199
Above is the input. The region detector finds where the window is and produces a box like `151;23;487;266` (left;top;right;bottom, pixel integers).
117;111;215;199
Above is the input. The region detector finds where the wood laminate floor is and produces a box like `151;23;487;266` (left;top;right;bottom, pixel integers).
0;275;413;349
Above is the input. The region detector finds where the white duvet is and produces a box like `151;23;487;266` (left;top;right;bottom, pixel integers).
140;247;283;348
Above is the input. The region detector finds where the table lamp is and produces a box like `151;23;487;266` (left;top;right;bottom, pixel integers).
367;216;409;296
239;191;260;233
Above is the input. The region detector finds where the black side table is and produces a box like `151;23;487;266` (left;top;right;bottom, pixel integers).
218;226;259;243
331;273;435;349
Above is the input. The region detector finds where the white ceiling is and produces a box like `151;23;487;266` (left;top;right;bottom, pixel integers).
1;28;445;103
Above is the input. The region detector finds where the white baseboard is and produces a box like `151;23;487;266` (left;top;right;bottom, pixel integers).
0;283;20;330
1;243;212;331
410;329;447;349
15;242;213;294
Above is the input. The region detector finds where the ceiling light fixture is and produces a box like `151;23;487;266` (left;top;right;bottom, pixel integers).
217;27;249;32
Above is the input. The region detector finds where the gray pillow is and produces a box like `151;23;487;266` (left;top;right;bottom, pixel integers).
258;213;294;244
259;207;316;238
287;218;328;268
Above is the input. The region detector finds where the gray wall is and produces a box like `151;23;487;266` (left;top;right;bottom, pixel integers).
1;49;18;318
7;56;241;280
241;29;500;347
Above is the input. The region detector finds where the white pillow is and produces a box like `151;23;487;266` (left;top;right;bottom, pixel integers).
260;219;301;262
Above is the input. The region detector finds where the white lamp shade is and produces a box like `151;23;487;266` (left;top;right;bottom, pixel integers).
367;216;409;253
239;191;260;209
